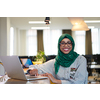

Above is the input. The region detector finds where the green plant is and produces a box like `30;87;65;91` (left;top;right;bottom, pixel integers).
34;51;46;63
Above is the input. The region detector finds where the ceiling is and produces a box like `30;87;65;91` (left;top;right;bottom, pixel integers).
9;17;100;30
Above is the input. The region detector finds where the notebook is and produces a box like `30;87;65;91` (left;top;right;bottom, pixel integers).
0;56;48;81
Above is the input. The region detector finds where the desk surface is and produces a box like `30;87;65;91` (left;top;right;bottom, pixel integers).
0;68;52;84
5;78;50;84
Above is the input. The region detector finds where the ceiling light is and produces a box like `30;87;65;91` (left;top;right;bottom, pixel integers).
29;21;45;24
68;17;83;25
75;23;78;25
68;17;89;31
72;22;89;31
31;27;50;29
29;21;51;24
84;20;100;23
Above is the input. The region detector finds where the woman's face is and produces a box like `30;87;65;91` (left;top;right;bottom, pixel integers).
60;38;72;54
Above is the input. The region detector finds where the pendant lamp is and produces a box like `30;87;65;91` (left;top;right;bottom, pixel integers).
68;17;89;31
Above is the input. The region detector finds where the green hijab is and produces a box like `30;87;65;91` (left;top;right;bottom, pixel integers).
54;34;79;74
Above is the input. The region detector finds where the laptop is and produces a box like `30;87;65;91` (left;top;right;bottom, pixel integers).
0;56;48;81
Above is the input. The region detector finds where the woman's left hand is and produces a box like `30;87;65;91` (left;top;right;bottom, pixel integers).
41;73;61;84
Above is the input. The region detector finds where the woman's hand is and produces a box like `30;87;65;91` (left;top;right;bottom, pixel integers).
41;73;61;84
29;69;38;76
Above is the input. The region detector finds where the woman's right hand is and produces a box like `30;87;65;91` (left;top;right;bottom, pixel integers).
29;69;38;76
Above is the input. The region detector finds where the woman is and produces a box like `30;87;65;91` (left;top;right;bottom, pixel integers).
28;34;88;84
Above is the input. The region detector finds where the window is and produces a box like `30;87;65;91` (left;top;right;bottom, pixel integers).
72;31;86;55
43;29;62;55
91;28;100;54
10;27;14;56
26;30;37;56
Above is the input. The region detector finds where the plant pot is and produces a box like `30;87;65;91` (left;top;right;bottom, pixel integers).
32;61;42;65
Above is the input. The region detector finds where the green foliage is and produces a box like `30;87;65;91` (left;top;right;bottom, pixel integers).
34;51;46;63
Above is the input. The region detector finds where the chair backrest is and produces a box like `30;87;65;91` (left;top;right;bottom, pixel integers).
0;63;5;76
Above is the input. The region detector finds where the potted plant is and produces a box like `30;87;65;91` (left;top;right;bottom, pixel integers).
32;51;46;65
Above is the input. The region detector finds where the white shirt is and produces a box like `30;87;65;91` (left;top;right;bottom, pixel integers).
28;55;88;84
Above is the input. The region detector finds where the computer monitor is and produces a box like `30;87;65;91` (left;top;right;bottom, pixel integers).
82;55;92;64
20;58;33;68
93;54;100;64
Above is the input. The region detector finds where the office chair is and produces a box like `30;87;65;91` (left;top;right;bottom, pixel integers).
0;63;5;76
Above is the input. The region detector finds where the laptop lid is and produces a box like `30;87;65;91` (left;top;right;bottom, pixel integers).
0;56;27;80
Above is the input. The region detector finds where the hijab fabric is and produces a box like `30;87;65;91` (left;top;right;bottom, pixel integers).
54;34;79;74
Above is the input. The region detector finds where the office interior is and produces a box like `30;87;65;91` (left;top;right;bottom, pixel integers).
0;17;100;84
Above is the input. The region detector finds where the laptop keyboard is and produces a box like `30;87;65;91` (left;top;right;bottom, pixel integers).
26;75;38;78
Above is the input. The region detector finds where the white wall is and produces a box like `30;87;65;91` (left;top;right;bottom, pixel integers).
0;17;11;56
0;17;7;56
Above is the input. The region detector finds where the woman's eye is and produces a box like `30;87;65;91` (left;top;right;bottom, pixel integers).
67;42;71;44
61;43;65;44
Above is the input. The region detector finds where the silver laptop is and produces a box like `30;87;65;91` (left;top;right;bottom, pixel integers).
0;56;48;81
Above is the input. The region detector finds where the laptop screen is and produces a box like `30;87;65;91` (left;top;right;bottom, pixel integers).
20;58;33;68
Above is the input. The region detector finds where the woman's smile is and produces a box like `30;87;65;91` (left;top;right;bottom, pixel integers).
63;48;69;52
62;47;71;54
